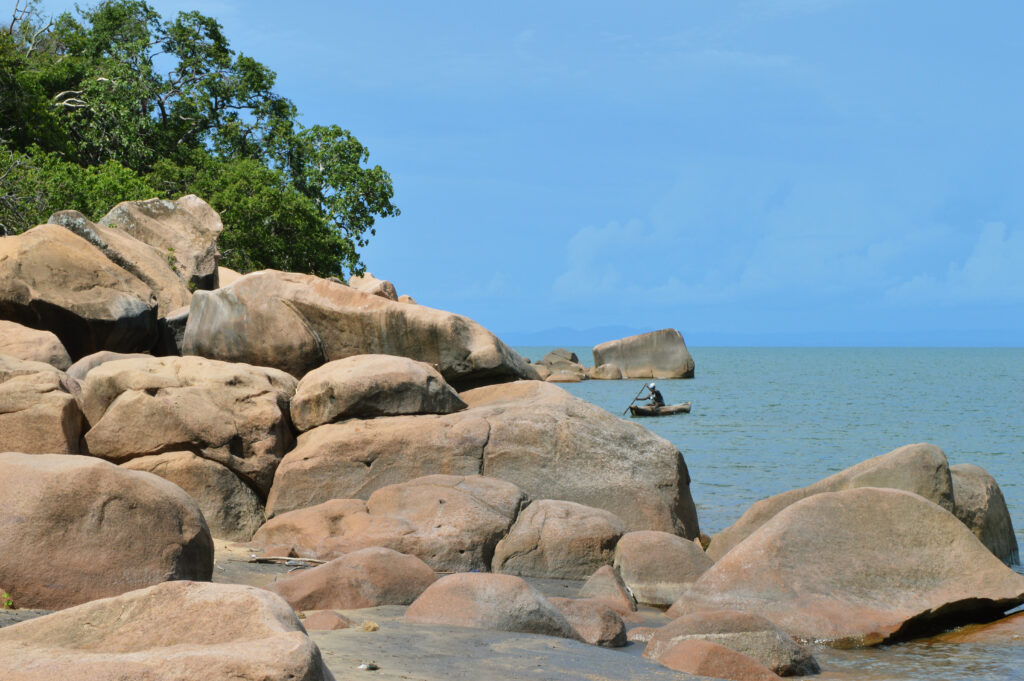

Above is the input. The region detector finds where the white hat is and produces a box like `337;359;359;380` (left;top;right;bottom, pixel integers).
649;382;656;388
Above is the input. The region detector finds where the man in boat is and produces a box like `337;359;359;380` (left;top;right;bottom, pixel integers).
642;382;665;408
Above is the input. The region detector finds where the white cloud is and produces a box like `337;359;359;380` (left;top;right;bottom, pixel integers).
886;222;1024;304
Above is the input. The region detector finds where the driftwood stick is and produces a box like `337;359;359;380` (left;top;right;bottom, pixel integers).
246;556;326;565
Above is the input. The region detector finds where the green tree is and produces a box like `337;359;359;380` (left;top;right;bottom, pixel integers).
0;0;398;277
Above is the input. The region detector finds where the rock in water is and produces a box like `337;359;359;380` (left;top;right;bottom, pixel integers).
672;487;1024;646
0;356;84;454
266;381;699;539
592;329;694;379
79;355;296;496
708;443;955;561
0;581;332;681
643;609;820;676
99;195;222;291
0;224;158;358
950;463;1019;565
0;453;212;609
182;270;538;388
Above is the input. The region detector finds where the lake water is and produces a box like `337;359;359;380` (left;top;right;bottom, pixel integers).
516;346;1024;681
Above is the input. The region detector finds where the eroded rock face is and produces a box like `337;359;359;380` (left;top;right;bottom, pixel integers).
0;581;332;681
122;451;265;541
492;500;628;579
672;488;1024;646
549;597;628;647
0;356;84;454
951;463;1019;565
48;210;192;317
348;272;398;300
79;355;296;496
182;270;538;388
290;354;466;432
256;475;526;572
269;547;437;611
0;224;158;358
404;573;580;641
0;453;212;609
0;321;71;369
592;329;694;379
100;195;222;291
708;443;956;561
643;610;820;677
613;530;713;607
267;381;699;539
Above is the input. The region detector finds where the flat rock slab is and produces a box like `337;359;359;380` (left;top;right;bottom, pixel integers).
311;619;702;681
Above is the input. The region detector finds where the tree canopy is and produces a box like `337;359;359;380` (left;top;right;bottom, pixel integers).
0;0;398;277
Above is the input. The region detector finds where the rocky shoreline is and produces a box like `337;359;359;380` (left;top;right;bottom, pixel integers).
1;196;1022;680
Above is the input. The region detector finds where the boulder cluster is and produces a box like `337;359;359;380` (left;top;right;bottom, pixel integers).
530;328;696;382
1;196;1022;680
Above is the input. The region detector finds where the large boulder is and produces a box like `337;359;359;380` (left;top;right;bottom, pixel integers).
182;270;538;388
255;475;526;572
99;195;222;290
708;443;956;561
122;451;265;541
79;355;296;496
269;547;437;611
48;210;192;316
950;463;1019;565
290;354;466;432
66;350;152;381
0;223;157;358
266;380;699;539
643;610;820;676
0;581;332;681
492;499;628;579
537;348;588;382
672;487;1024;646
348;271;398;300
0;453;213;609
404;573;580;640
592;329;694;379
0;320;71;369
613;530;713;607
0;356;84;454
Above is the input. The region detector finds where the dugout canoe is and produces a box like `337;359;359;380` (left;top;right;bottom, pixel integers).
629;402;692;417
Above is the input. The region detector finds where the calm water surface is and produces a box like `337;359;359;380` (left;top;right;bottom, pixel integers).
516;346;1024;681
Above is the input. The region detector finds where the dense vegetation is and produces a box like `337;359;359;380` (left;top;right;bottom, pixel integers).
0;0;398;277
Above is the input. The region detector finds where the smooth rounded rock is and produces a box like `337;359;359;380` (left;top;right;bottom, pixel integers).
589;364;622;380
708;443;956;561
577;565;637;616
655;639;781;681
0;320;71;369
290;354;466;432
592;329;694;379
673;487;1024;646
0;453;212;609
0;356;84;454
549;597;628;647
492;499;628;579
614;530;714;606
269;547;437;611
348;271;398;300
951;463;1019;565
404;573;580;640
0;581;332;681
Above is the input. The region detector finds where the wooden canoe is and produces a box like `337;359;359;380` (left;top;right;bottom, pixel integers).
629;402;692;417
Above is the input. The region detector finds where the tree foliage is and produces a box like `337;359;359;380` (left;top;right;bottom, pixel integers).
0;0;398;276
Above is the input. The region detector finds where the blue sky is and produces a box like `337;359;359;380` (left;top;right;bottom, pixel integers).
40;1;1024;345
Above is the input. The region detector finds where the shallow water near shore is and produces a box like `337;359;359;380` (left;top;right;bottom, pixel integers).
517;345;1024;681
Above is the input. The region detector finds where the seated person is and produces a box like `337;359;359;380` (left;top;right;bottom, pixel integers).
644;382;665;407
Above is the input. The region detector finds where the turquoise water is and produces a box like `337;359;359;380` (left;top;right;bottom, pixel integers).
517;346;1024;681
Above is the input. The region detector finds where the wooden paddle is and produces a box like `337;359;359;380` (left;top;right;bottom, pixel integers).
622;384;650;415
